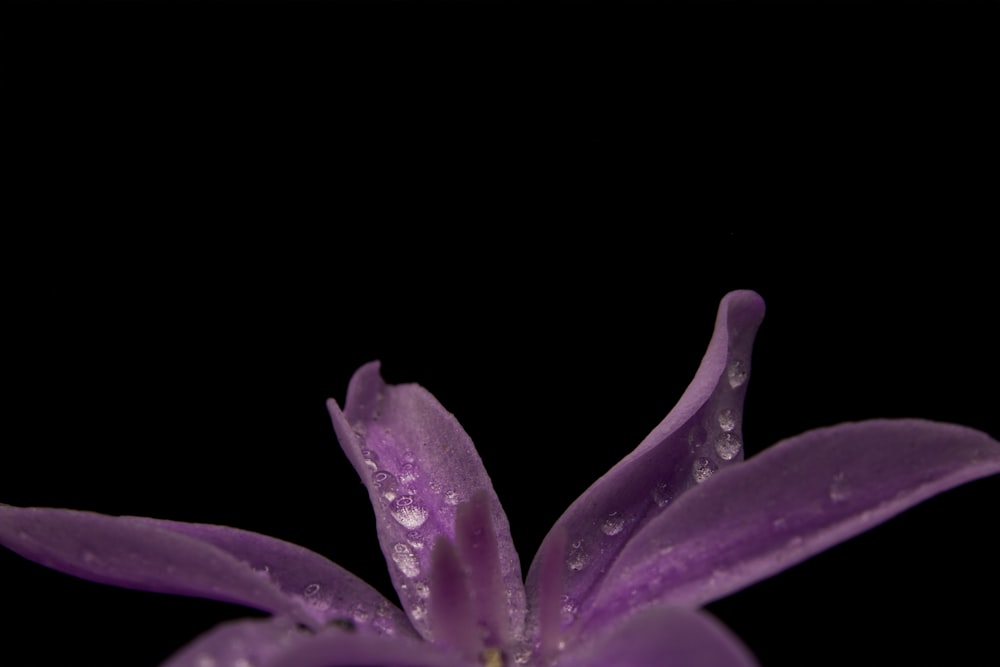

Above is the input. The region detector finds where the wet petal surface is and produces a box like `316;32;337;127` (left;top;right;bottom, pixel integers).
327;362;525;642
581;419;1000;633
163;616;467;667
0;507;321;629
524;290;765;633
556;605;758;667
139;518;416;636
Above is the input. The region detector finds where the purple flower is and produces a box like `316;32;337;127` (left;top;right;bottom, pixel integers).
2;290;998;667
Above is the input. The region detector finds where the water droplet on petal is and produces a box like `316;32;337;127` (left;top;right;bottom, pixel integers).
714;432;742;460
561;594;579;621
352;604;372;623
443;489;459;505
652;482;672;508
391;497;429;529
391;543;420;577
373;615;394;634
692;457;718;483
389;496;429;528
399;462;417;484
303;583;321;597
406;530;425;550
717;408;737;432
727;360;748;388
829;472;850;503
513;648;533;664
567;542;589;571
373;470;399;500
601;512;625;536
362;449;379;472
410;605;427;621
414;581;431;599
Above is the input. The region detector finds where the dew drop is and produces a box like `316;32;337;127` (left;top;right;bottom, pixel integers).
829;472;850;503
652;482;672;508
429;481;443;493
727;360;748;388
560;594;579;621
443;490;460;505
601;512;625;536
373;615;394;634
391;543;421;577
717;408;737;432
373;470;399;500
406;530;425;550
410;605;427;621
391;498;429;529
399;462;417;484
692;457;718;483
362;449;379;472
567;542;589;571
513;648;533;664
714;432;742;461
352;604;372;623
414;581;431;599
303;583;321;597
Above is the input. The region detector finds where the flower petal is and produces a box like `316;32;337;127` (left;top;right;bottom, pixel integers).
162;616;467;667
580;419;1000;633
160;616;314;667
0;507;410;634
265;627;471;667
137;517;416;637
555;606;757;667
326;362;526;641
524;290;765;631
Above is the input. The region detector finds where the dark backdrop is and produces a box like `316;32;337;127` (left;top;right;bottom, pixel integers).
4;57;996;667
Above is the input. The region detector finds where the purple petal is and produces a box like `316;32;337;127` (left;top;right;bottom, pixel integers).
326;362;525;641
265;628;471;667
524;290;765;631
0;506;318;628
161;616;314;667
580;419;1000;633
556;606;757;667
137;518;416;637
427;536;479;659
453;490;512;648
163;616;468;667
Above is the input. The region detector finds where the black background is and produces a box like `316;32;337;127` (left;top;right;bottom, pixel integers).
4;24;997;667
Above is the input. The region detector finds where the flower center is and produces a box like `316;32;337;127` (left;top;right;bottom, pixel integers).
479;647;504;667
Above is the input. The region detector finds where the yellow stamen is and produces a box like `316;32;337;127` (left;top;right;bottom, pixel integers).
480;647;503;667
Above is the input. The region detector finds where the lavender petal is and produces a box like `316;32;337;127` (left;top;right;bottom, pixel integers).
581;419;1000;633
525;290;765;632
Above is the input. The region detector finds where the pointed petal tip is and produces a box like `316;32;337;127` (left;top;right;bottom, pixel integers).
720;289;766;332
